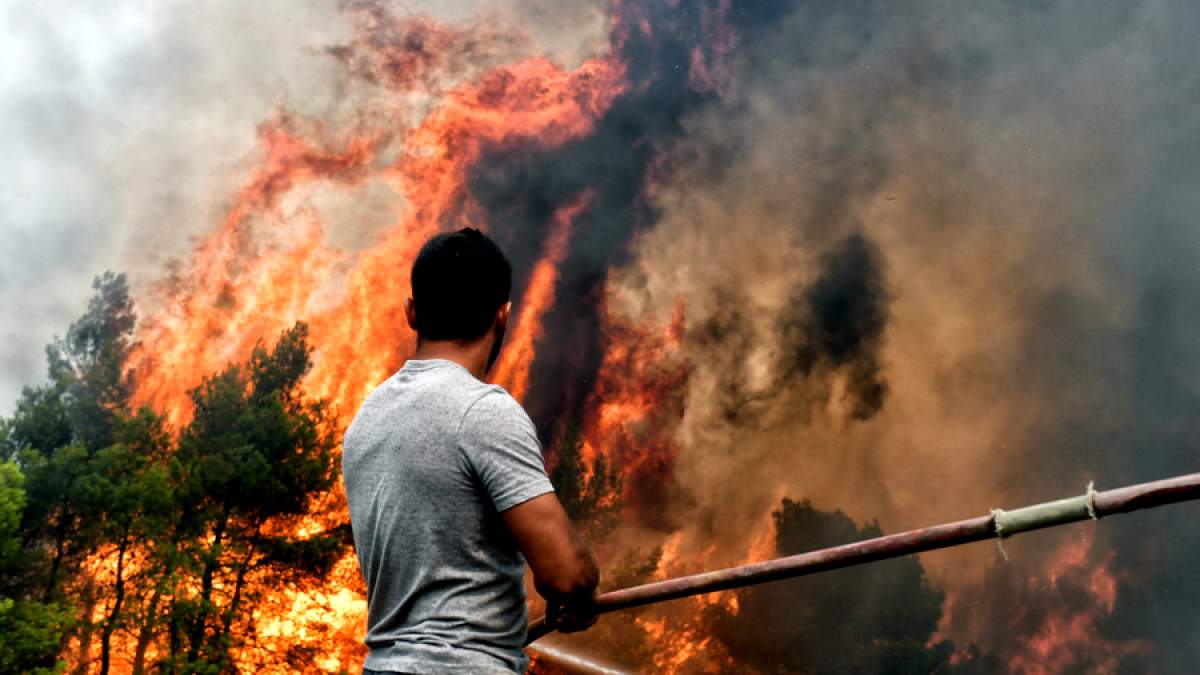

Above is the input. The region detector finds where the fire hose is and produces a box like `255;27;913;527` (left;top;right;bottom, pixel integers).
525;471;1200;645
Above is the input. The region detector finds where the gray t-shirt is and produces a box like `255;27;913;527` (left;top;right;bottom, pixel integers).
342;359;555;674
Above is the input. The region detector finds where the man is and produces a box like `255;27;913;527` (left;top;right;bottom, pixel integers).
343;228;600;675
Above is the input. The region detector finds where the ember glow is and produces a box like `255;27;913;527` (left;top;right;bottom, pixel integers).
1006;535;1144;675
40;0;1200;672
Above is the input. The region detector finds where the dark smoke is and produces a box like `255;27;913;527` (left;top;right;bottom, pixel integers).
686;233;890;430
459;2;1200;668
470;2;710;443
780;233;889;420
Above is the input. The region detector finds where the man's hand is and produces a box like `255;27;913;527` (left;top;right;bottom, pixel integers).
546;590;599;633
500;492;600;632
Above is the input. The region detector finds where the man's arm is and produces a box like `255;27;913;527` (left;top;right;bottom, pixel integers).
501;492;599;631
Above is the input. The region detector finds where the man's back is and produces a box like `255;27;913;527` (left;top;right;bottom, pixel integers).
342;358;554;674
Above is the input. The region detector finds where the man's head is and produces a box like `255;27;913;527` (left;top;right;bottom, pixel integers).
407;228;512;368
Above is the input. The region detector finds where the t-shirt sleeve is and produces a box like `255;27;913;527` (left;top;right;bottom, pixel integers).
458;389;555;513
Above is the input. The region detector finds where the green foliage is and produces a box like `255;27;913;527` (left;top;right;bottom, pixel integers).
708;499;954;674
82;422;177;675
4;382;71;459
548;422;623;541
0;461;72;675
0;461;24;569
167;322;342;671
5;273;188;675
18;442;94;599
10;273;141;624
46;272;136;451
2;274;348;674
0;598;73;675
179;324;334;521
82;443;172;533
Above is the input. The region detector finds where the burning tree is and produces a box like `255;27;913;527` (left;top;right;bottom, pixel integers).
164;322;343;671
547;421;623;542
0;275;346;673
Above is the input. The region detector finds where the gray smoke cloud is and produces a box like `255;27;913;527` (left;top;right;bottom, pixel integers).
0;0;605;414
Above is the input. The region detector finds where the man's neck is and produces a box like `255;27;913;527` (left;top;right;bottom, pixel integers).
412;338;491;381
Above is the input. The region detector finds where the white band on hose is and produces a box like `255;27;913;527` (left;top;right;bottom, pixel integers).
991;481;1100;561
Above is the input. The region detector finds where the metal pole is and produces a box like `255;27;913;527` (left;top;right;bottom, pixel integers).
526;471;1200;645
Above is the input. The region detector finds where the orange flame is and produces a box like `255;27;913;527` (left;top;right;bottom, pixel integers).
130;53;626;431
492;190;595;402
1006;534;1145;674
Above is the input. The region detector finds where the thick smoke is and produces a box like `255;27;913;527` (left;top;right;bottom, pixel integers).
0;1;350;413
775;233;890;422
601;0;1200;671
467;0;744;441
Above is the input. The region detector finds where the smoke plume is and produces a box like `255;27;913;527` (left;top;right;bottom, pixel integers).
595;0;1200;670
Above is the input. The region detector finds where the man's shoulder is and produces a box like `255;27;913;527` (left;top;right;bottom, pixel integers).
460;384;530;430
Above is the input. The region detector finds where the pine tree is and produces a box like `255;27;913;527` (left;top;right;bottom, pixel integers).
165;323;343;672
6;273;191;672
4;276;349;673
14;272;138;610
78;411;174;675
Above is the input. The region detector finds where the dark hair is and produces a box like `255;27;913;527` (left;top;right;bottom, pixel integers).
410;228;512;341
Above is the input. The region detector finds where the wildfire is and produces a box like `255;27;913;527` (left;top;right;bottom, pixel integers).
1006;534;1145;674
76;0;1167;673
582;301;687;524
492;190;595;403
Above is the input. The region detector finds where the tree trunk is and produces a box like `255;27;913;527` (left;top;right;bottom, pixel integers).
131;567;165;675
186;516;227;664
71;573;97;675
44;512;70;602
219;525;262;658
99;534;129;675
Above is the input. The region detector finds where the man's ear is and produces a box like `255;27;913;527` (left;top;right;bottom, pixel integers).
496;301;512;332
404;297;419;331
